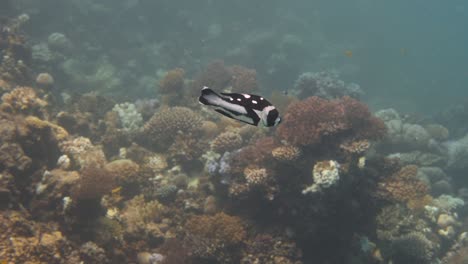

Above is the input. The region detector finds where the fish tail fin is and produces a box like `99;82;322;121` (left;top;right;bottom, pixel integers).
199;86;221;106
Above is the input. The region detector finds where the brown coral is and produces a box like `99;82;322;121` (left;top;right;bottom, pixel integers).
1;86;47;114
272;145;302;162
142;106;203;150
121;195;169;239
71;164;116;200
339;139;371;155
104;159;140;183
277;96;385;147
159;68;185;94
377;165;430;208
210;130;244;153
185;212;246;246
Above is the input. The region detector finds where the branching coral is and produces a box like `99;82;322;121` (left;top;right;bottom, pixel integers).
277;96;385;147
142;106;203;150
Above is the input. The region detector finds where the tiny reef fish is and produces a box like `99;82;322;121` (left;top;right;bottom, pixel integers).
198;86;281;127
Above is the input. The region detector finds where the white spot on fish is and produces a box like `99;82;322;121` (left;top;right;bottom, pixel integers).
252;100;258;104
229;97;233;101
237;98;242;102
260;97;264;100
243;94;251;98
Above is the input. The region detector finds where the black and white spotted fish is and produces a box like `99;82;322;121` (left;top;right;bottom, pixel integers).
198;86;281;127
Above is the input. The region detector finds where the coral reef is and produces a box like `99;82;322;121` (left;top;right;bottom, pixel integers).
184;212;246;263
112;102;143;133
293;70;363;99
377;165;430;208
141;106;203;150
1;86;47;115
71;164;116;201
210;130;244;153
303;160;341;194
277;96;385;147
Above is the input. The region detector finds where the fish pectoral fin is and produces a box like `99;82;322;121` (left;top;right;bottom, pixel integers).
215;109;256;125
215;108;235;119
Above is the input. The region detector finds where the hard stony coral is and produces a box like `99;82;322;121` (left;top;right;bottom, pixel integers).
211;131;244;153
168;132;205;163
303;160;340;194
142;106;203;150
228;65;258;93
242;234;303;264
184;212;247;263
104;159;139;184
390;232;436;264
272;145;302;162
339;139;371;155
185;212;246;247
121;195;168;239
244;167;269;186
277;96;385;147
71;164;115;200
25;115;69;141
0;210;75;263
229;137;279;174
377;165;430;207
1;86;47;114
159;68;185;94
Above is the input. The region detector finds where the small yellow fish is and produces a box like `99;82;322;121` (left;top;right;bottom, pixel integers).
111;186;122;195
344;50;353;58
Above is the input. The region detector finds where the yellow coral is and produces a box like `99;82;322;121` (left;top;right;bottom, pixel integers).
1;86;47;113
272;145;301;162
243;167;269;186
25;116;69;141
